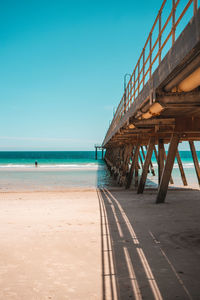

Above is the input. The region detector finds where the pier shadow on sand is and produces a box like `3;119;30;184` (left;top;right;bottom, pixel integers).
96;165;200;299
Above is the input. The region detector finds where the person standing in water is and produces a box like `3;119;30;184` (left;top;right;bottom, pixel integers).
35;161;38;167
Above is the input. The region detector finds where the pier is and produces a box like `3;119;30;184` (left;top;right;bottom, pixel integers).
94;144;104;160
102;0;200;203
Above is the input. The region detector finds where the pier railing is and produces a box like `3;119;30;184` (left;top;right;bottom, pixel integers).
104;0;199;144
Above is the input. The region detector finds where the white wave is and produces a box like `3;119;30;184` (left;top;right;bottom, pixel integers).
152;162;194;169
0;163;103;170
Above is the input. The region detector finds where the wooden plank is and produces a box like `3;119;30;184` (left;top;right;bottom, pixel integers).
176;150;188;186
158;139;165;184
189;141;200;185
137;137;155;194
126;142;140;189
134;118;175;127
156;134;180;204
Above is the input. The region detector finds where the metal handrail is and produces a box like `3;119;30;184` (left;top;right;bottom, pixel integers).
104;0;198;143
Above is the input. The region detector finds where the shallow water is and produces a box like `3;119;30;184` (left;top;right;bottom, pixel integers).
0;151;199;191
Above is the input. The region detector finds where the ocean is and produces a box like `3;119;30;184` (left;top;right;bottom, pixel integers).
0;151;199;191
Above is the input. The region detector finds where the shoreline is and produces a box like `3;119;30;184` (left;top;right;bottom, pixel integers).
0;183;199;193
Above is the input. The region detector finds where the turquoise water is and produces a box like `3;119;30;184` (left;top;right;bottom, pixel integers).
0;151;115;191
0;151;199;191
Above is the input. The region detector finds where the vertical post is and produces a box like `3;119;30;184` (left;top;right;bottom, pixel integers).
194;0;197;15
189;141;200;185
123;91;126;115
145;145;155;175
153;146;158;161
163;146;174;184
139;151;144;169
135;165;139;187
141;146;149;172
137;137;155;194
121;144;134;186
143;49;145;87
176;150;187;186
134;70;136;101
138;61;140;94
154;144;174;184
126;142;140;189
124;74;131;114
128;80;130;109
172;0;176;45
159;11;162;63
158;139;165;184
95;147;97;160
149;33;152;78
102;149;104;160
141;146;145;158
156;134;179;204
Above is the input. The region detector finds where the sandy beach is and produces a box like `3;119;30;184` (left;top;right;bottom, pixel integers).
0;189;101;300
0;187;200;299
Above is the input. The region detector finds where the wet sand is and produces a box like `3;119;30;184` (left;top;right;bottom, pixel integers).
0;187;200;299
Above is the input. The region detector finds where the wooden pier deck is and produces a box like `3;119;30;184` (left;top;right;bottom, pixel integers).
102;0;200;203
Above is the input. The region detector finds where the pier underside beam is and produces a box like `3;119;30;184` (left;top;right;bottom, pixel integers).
137;137;155;194
156;134;180;204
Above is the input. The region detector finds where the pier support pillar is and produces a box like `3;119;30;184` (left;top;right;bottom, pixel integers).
189;141;200;185
158;139;165;184
134;164;139;187
120;144;133;186
95;147;97;160
176;150;188;186
156;134;179;204
145;145;155;176
126;142;140;189
137;136;155;194
139;151;144;169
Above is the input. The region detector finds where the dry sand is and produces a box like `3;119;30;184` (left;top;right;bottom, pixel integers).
0;187;200;300
0;189;101;300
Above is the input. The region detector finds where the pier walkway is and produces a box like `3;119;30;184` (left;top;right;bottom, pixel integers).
102;0;200;203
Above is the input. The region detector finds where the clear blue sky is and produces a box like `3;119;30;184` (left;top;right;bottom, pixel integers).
0;0;186;150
